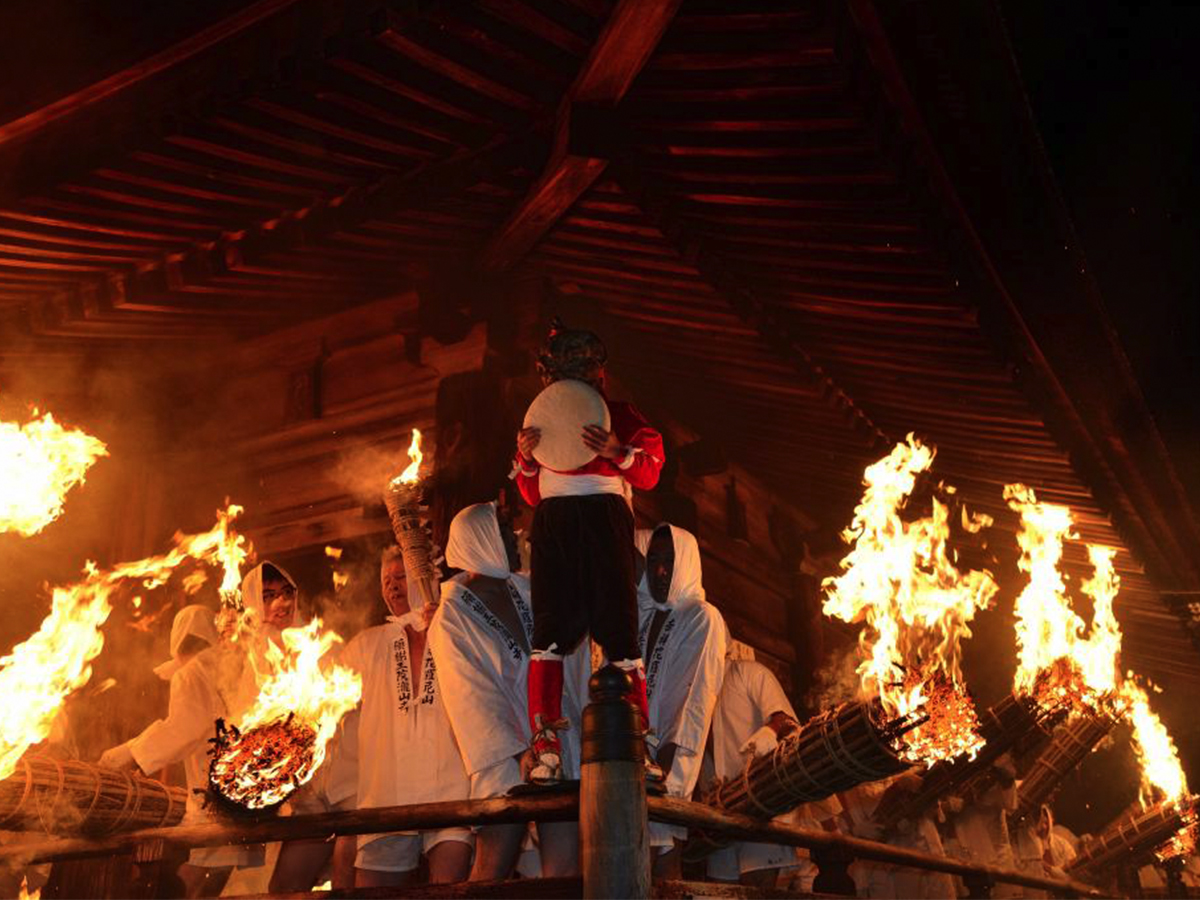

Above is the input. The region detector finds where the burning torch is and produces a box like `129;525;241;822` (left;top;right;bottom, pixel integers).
383;429;440;615
1068;796;1199;880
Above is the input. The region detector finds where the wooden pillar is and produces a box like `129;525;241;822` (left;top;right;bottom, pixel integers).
580;666;650;899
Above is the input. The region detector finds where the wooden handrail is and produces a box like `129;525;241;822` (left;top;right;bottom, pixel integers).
649;796;1103;898
0;794;577;866
0;789;1104;897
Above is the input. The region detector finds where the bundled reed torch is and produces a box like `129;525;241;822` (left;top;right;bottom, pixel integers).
383;429;439;612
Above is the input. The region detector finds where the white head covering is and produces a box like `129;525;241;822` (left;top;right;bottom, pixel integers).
239;560;299;630
635;523;705;613
153;604;219;680
446;502;511;579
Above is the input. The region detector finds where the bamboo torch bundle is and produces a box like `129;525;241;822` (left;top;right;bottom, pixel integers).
0;756;186;836
383;429;439;612
685;701;910;863
705;700;909;819
1014;710;1116;821
876;693;1049;828
1067;797;1198;880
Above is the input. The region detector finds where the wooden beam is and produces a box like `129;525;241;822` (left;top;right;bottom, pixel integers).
0;0;300;152
0;794;577;867
611;163;890;453
480;0;683;272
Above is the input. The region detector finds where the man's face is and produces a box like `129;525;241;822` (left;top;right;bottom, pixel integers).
1037;807;1051;839
647;528;675;606
381;560;410;618
261;578;296;628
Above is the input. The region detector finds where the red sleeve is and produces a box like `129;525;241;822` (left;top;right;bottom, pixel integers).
610;402;665;492
512;451;542;507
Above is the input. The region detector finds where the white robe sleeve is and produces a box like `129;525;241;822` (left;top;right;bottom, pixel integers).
746;661;796;722
128;663;220;776
427;592;528;775
660;602;727;799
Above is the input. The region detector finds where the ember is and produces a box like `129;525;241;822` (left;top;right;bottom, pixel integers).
207;618;361;811
208;714;317;813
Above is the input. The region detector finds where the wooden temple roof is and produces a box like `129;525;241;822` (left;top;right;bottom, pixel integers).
0;0;1197;688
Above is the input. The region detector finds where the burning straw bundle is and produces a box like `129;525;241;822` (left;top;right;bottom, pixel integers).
1014;710;1115;820
208;715;315;815
876;693;1049;828
1067;797;1198;879
704;700;909;820
0;755;185;836
384;429;439;612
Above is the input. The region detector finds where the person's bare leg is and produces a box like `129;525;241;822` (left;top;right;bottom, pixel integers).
538;821;580;877
740;867;780;888
178;864;233;899
355;867;414;888
332;835;357;889
469;824;525;881
652;844;682;879
428;839;473;884
269;838;333;892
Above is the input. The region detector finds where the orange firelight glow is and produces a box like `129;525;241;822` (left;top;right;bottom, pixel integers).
0;505;248;780
822;435;998;764
0;406;107;536
390;428;423;488
1006;483;1191;852
210;619;361;809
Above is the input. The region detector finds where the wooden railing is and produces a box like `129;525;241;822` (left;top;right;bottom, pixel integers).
4;668;1108;899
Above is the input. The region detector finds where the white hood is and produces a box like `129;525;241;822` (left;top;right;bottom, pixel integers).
635;523;705;613
153;604;219;680
446;502;511;579
240;560;299;630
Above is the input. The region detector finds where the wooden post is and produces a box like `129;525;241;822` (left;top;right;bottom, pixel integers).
580;665;650;899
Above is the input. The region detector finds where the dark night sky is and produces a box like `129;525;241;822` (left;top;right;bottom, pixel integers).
1000;0;1200;833
1001;0;1200;507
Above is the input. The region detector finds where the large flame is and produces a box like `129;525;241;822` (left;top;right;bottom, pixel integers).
1004;485;1121;709
209;619;361;809
822;435;999;764
0;505;248;779
0;407;107;536
1007;483;1190;833
389;428;423;488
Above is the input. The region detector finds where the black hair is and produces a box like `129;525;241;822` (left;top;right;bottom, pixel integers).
262;563;288;584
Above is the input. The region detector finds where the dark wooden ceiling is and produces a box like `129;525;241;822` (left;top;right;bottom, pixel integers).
1;0;1198;685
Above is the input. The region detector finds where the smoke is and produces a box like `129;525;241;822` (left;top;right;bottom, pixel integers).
806;643;864;711
332;441;413;507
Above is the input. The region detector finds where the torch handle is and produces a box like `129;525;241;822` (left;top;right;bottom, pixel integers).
384;482;440;607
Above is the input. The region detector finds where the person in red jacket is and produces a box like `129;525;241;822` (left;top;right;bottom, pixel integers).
514;321;664;783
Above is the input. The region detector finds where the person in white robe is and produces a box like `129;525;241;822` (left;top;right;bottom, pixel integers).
428;501;589;881
269;709;359;891
785;794;844;895
703;642;802;887
943;756;1019;898
876;772;956;900
96;562;298;898
635;523;727;877
338;546;472;888
839;778;899;899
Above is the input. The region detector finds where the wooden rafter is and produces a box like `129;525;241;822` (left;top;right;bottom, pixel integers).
611;163;890;454
479;0;682;272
